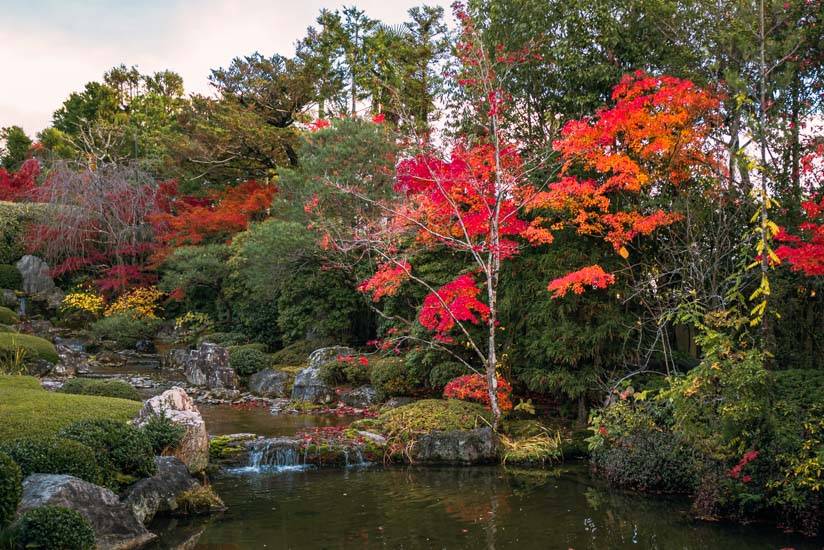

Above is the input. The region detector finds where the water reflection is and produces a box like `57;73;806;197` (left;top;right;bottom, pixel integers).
149;464;821;550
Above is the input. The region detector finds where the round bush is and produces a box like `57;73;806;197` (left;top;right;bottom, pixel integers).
0;332;58;363
0;451;22;528
229;347;271;376
59;419;156;489
0;265;22;291
200;332;248;347
58;378;142;401
429;361;469;389
0;306;19;325
271;339;328;366
14;506;95;550
90;315;160;348
370;357;416;398
0;437;101;485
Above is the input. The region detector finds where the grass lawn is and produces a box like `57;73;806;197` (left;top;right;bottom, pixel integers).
0;375;142;442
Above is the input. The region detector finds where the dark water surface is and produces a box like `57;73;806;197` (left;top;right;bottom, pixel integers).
150;464;822;550
198;404;359;438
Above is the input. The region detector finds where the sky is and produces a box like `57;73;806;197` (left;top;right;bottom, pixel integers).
0;0;452;136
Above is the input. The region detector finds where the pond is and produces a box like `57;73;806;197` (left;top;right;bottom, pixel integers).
150;464;822;549
198;404;359;438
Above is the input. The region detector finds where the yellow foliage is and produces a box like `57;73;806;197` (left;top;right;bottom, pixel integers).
105;286;164;319
61;288;105;317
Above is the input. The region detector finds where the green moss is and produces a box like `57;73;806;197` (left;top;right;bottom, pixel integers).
0;307;18;326
0;451;22;529
208;434;254;461
377;399;491;439
0;375;141;443
0;332;58;363
176;485;225;515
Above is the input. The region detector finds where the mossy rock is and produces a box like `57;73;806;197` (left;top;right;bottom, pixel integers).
0;332;58;363
377;399;491;441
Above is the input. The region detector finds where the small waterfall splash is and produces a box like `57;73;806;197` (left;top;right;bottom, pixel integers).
241;438;307;472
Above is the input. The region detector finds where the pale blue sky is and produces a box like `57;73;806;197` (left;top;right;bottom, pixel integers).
0;0;452;135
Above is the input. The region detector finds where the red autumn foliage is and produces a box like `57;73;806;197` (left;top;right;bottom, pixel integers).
419;274;491;336
535;71;721;295
0;159;40;201
547;265;616;298
150;180;275;262
444;374;513;411
775;195;824;276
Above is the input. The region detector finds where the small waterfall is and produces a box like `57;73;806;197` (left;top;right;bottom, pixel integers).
244;438;307;472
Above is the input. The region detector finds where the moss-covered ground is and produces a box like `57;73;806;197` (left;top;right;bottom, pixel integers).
0;375;141;442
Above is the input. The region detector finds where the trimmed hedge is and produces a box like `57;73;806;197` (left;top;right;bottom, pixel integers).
0;306;18;326
14;506;96;550
58;378;142;402
229;347;271;376
59;419;156;490
0;451;22;528
90;315;160;348
0;375;141;443
371;357;416;398
0;437;101;485
0;265;22;291
200;332;248;347
0;332;58;363
271;339;328;366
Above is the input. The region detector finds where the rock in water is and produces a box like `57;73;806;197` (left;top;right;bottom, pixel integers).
180;343;239;390
291;346;353;404
19;474;156;550
411;427;498;465
133;387;209;473
121;457;199;524
248;369;290;398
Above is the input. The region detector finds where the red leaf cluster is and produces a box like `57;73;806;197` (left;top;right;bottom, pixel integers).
547;265;616;298
443;373;513;411
419;274;490;336
775;195;824;276
0;159;39;201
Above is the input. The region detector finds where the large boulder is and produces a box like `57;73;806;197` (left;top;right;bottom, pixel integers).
121;457;198;524
411;427;498;465
19;474;156;550
341;385;378;408
180;343;238;389
290;346;352;404
248;369;290;398
15;255;55;295
53;344;90;377
133;387;209;473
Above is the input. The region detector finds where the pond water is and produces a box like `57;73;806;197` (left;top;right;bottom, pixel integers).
199;404;358;438
149;464;821;550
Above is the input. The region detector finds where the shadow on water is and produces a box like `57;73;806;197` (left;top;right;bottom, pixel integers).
148;463;823;550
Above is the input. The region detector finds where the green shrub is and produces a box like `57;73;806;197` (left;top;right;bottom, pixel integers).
270;339;327;366
0;324;17;333
59;419;156;490
319;357;372;387
140;413;186;455
428;361;469;389
0;452;22;528
90;315;160;348
0;307;18;326
200;332;248;347
0;333;58;363
14;506;95;550
318;357;347;385
229;347;270;376
0;438;100;485
228;343;268;353
343;361;371;386
58;378;142;401
0;266;21;291
371;357;416;398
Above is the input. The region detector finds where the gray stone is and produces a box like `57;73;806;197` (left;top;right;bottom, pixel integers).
180;343;238;390
53;344;89;377
19;474;156;550
121;457;199;524
341;385;378;408
164;348;190;370
134;340;155;354
382;396;415;409
411;427;498;465
15;255;55;295
1;289;19;309
290;346;352;404
133;387;209;473
248;369;290;398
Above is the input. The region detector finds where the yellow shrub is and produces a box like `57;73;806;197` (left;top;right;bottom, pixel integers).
105;287;164;319
61;288;105;317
